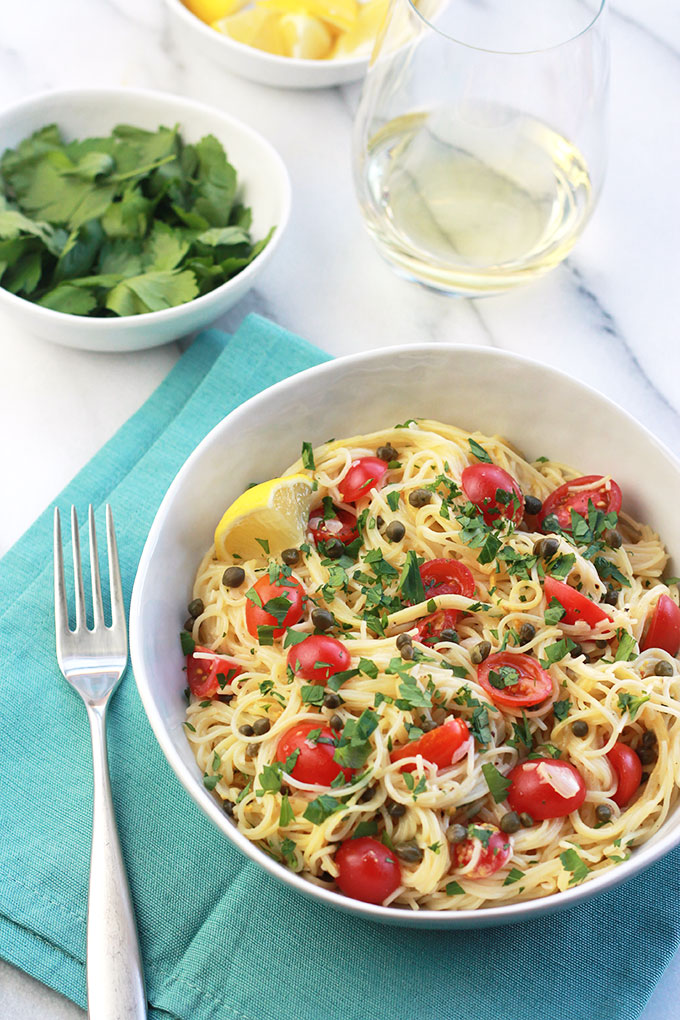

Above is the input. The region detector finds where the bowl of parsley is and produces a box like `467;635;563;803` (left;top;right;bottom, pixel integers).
0;87;291;351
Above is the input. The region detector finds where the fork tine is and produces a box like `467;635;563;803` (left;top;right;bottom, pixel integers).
71;506;87;631
53;508;69;638
106;505;126;634
89;505;104;628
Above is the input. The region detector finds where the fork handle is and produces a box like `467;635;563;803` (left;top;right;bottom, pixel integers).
86;704;147;1019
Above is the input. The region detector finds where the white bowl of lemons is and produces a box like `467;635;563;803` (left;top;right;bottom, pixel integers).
165;0;386;88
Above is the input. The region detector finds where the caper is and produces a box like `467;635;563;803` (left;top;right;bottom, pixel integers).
318;870;334;883
438;629;459;644
400;643;414;661
330;714;344;731
518;622;536;645
252;718;271;736
572;719;589;737
519;812;534;828
603;586;619;606
534;536;559;560
605;529;623;549
376;516;385;529
394;842;424;863
569;643;583;658
385;520;406;542
323;692;341;710
640;772;650;784
471;640;491;664
239;724;255;737
638;747;656;765
188;597;204;619
420;719;437;732
183;617;195;633
359;786;375;802
311;607;334;631
408;488;432;508
431;707;447;725
499;811;521;834
447;823;468;844
325;538;345;560
641;730;657;748
223;800;235;816
222;566;246;588
246;742;258;757
596;804;612;822
281;547;300;566
396;632;412;650
595;639;608;649
384;800;405;820
655;660;674;677
215;693;232;704
524;494;543;517
376;444;398;462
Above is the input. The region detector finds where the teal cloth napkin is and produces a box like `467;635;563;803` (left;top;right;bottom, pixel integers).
1;313;680;1020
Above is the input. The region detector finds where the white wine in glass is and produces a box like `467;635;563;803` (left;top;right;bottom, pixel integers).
354;1;608;294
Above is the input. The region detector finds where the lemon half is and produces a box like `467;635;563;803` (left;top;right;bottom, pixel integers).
214;474;315;561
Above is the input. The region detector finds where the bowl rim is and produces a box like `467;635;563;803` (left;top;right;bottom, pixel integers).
164;0;370;71
0;86;292;329
130;341;680;926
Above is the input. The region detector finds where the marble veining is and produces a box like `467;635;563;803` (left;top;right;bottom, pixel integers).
1;1;679;1017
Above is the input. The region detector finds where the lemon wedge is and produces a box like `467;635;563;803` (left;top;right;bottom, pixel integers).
261;0;357;33
213;7;287;54
330;0;387;54
279;12;334;57
185;0;248;22
214;474;315;560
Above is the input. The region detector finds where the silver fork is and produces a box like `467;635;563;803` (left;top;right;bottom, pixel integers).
54;505;147;1020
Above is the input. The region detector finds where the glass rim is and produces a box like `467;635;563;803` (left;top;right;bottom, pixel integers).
406;0;607;56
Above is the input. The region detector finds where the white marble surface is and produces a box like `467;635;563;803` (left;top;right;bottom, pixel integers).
1;1;680;1017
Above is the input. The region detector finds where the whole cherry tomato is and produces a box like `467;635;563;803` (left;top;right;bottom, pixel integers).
245;573;304;639
287;634;350;684
507;758;587;820
461;464;523;526
335;837;402;904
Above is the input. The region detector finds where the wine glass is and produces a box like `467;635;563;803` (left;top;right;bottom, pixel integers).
353;0;609;294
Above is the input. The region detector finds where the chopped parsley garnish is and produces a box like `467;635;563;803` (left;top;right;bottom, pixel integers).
183;720;196;732
509;711;532;749
446;881;465;896
353;819;379;838
386;491;400;511
487;666;520;689
553;699;571;722
359;657;379;679
468;438;492;463
301;441;315;470
540;637;578;667
303;794;341;824
481;762;511;802
255;537;270;555
545;553;576;579
235;780;252;804
326;667;360;692
398;550;425;604
593;556;630;588
468;824;492;848
279;794;295;827
617;691;650;720
503;868;525;886
544;597;566;626
614;630;638;662
559;848;590;884
333;709;379;770
180;630;195;655
403;772;427;799
203;773;220;790
256;625;275;646
300;685;325;706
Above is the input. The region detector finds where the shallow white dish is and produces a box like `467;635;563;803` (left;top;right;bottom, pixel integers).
164;0;370;89
0;88;291;352
130;344;680;928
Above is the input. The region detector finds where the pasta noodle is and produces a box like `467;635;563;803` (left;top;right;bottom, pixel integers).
183;419;680;909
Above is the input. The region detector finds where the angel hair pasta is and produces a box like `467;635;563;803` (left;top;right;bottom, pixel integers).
181;419;680;910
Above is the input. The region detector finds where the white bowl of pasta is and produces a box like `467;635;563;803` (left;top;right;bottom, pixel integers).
130;344;680;928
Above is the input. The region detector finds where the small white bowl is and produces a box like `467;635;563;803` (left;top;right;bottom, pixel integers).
131;344;680;929
0;88;291;352
164;0;370;89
